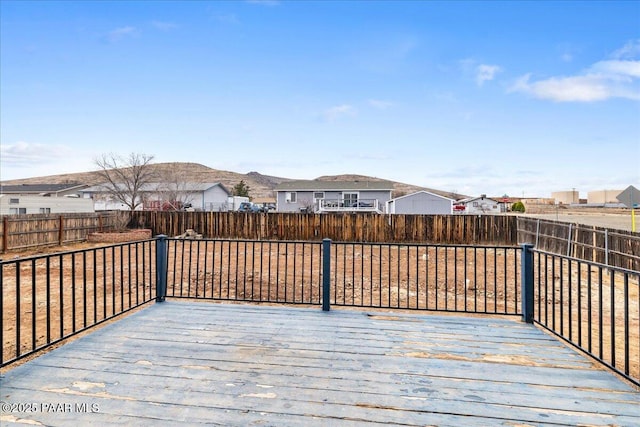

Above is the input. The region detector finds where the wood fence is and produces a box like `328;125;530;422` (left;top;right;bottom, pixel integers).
517;217;640;271
2;211;637;270
0;212;127;253
129;211;518;244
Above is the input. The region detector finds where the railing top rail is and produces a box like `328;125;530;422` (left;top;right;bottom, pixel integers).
164;236;521;250
330;241;520;249
165;237;321;245
531;247;640;276
0;238;157;265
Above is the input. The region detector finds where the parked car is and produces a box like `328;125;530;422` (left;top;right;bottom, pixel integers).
238;202;263;213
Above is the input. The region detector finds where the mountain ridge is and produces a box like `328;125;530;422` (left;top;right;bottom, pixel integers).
1;162;465;200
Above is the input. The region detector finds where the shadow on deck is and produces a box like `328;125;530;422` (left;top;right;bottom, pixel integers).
1;302;639;426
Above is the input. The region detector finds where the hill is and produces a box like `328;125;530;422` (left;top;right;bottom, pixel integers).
0;162;465;200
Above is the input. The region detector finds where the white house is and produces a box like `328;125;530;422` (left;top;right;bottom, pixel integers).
386;191;454;215
81;182;231;211
455;195;502;214
0;194;94;215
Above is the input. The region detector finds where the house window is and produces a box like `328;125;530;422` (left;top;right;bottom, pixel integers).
313;192;324;199
10;208;26;214
9;198;19;204
343;192;358;207
473;202;479;207
39;208;51;214
286;192;297;203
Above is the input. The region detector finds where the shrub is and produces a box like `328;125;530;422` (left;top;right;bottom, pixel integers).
511;201;526;213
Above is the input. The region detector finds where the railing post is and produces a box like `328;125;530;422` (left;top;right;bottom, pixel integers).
322;238;331;311
156;235;168;302
521;243;534;323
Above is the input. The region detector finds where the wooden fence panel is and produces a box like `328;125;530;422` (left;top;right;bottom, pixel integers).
0;212;126;253
129;211;518;245
517;217;640;270
3;211;636;270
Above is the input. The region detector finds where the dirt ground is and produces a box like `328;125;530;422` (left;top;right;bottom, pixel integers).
519;206;637;232
1;239;638;385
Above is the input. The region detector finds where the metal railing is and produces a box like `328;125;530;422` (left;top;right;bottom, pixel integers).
528;246;639;387
3;236;637;386
159;237;521;315
163;238;322;304
0;240;157;367
317;198;381;213
329;242;521;314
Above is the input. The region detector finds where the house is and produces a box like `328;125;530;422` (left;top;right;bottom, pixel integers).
455;195;502;214
274;180;394;213
386;191;454;215
0;194;94;215
0;183;87;198
80;182;230;211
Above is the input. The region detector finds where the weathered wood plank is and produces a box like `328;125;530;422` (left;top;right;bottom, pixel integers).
1;301;638;427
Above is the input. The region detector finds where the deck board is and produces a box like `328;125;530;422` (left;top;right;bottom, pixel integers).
1;301;639;426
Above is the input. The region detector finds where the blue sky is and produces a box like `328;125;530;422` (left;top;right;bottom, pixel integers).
1;1;639;198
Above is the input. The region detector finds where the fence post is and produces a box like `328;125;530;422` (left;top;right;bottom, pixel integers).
58;215;64;246
156;235;168;302
2;216;8;252
521;243;534;323
322;238;331;311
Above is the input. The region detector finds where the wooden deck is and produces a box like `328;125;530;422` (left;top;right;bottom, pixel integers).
1;301;639;426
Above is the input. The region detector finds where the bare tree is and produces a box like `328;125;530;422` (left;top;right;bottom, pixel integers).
153;170;198;211
94;153;156;211
299;197;315;213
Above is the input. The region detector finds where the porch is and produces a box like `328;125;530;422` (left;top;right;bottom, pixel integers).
1;301;638;426
317;198;383;213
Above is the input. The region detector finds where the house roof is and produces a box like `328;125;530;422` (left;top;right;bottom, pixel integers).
274;180;395;192
388;190;454;203
458;195;502;203
0;183;86;194
82;182;228;193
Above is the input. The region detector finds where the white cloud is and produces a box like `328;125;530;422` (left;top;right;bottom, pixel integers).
0;142;72;166
561;53;573;63
510;40;640;102
152;21;178;31
556;42;580;63
0;142;94;181
510;74;615;102
458;59;502;86
368;99;394;109
322;104;357;121
214;14;240;25
611;39;640;60
590;60;640;79
476;64;502;86
106;26;138;43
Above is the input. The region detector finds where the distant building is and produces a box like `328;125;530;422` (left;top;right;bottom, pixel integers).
552;190;579;205
455;195;502;214
0;194;94;215
386;191;454;215
274;180;394;213
80;182;230;211
587;189;625;205
0;183;87;197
